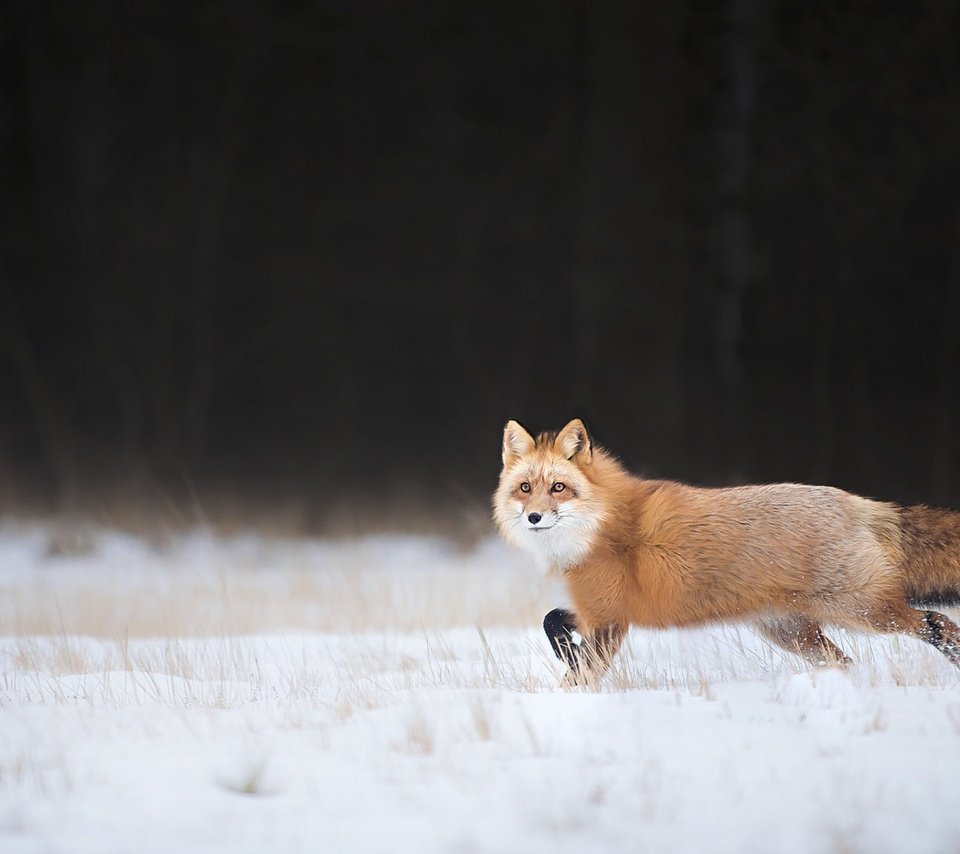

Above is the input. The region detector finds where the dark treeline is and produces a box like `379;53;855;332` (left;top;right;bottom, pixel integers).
2;1;960;531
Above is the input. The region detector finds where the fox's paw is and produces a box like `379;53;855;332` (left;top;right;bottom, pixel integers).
558;666;603;690
544;608;584;670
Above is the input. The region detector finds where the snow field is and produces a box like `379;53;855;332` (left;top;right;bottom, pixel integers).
2;526;960;853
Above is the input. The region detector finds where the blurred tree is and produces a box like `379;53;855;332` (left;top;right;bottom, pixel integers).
1;0;959;528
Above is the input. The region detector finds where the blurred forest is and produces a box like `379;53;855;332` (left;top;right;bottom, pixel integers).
2;1;960;533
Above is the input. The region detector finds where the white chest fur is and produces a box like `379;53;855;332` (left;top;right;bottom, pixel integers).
516;518;597;574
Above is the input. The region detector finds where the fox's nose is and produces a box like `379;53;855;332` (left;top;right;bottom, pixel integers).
528;512;542;525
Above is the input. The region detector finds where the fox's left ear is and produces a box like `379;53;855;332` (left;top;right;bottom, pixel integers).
556;418;593;464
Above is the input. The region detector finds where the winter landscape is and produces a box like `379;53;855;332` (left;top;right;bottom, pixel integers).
2;524;959;854
6;2;960;852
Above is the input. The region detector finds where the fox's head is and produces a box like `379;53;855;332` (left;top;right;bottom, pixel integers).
492;418;605;570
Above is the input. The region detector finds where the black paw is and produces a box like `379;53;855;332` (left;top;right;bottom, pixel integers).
543;608;582;672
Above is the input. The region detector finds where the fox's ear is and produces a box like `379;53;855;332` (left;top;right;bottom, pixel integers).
556;418;592;464
502;420;535;466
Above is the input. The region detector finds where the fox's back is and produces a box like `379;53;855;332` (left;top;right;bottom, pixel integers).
622;480;900;622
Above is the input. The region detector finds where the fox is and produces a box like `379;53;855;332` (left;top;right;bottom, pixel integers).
493;418;960;684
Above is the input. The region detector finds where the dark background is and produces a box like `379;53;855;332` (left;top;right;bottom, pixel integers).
2;1;960;535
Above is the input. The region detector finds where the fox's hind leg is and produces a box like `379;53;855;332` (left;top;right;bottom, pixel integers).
919;610;960;665
755;615;852;667
543;609;625;686
862;603;960;667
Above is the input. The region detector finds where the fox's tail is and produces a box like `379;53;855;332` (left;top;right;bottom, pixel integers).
899;505;960;607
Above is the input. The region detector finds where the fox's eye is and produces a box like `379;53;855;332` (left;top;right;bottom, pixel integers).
551;482;565;493
520;482;531;493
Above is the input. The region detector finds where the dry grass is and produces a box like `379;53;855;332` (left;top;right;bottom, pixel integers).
3;624;957;720
2;523;958;716
0;524;555;638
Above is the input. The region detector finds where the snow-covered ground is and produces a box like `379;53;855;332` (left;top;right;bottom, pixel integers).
2;525;959;854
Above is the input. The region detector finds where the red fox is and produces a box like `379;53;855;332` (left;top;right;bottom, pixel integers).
492;418;960;683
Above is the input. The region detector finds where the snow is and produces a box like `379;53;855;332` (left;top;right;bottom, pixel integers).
2;525;959;853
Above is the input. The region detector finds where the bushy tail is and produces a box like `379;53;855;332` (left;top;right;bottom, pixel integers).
899;505;960;606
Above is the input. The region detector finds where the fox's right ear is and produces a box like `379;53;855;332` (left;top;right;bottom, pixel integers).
502;420;535;466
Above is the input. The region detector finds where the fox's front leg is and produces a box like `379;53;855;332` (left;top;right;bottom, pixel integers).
543;608;582;673
543;608;625;687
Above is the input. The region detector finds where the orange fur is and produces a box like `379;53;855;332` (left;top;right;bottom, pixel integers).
493;419;960;680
